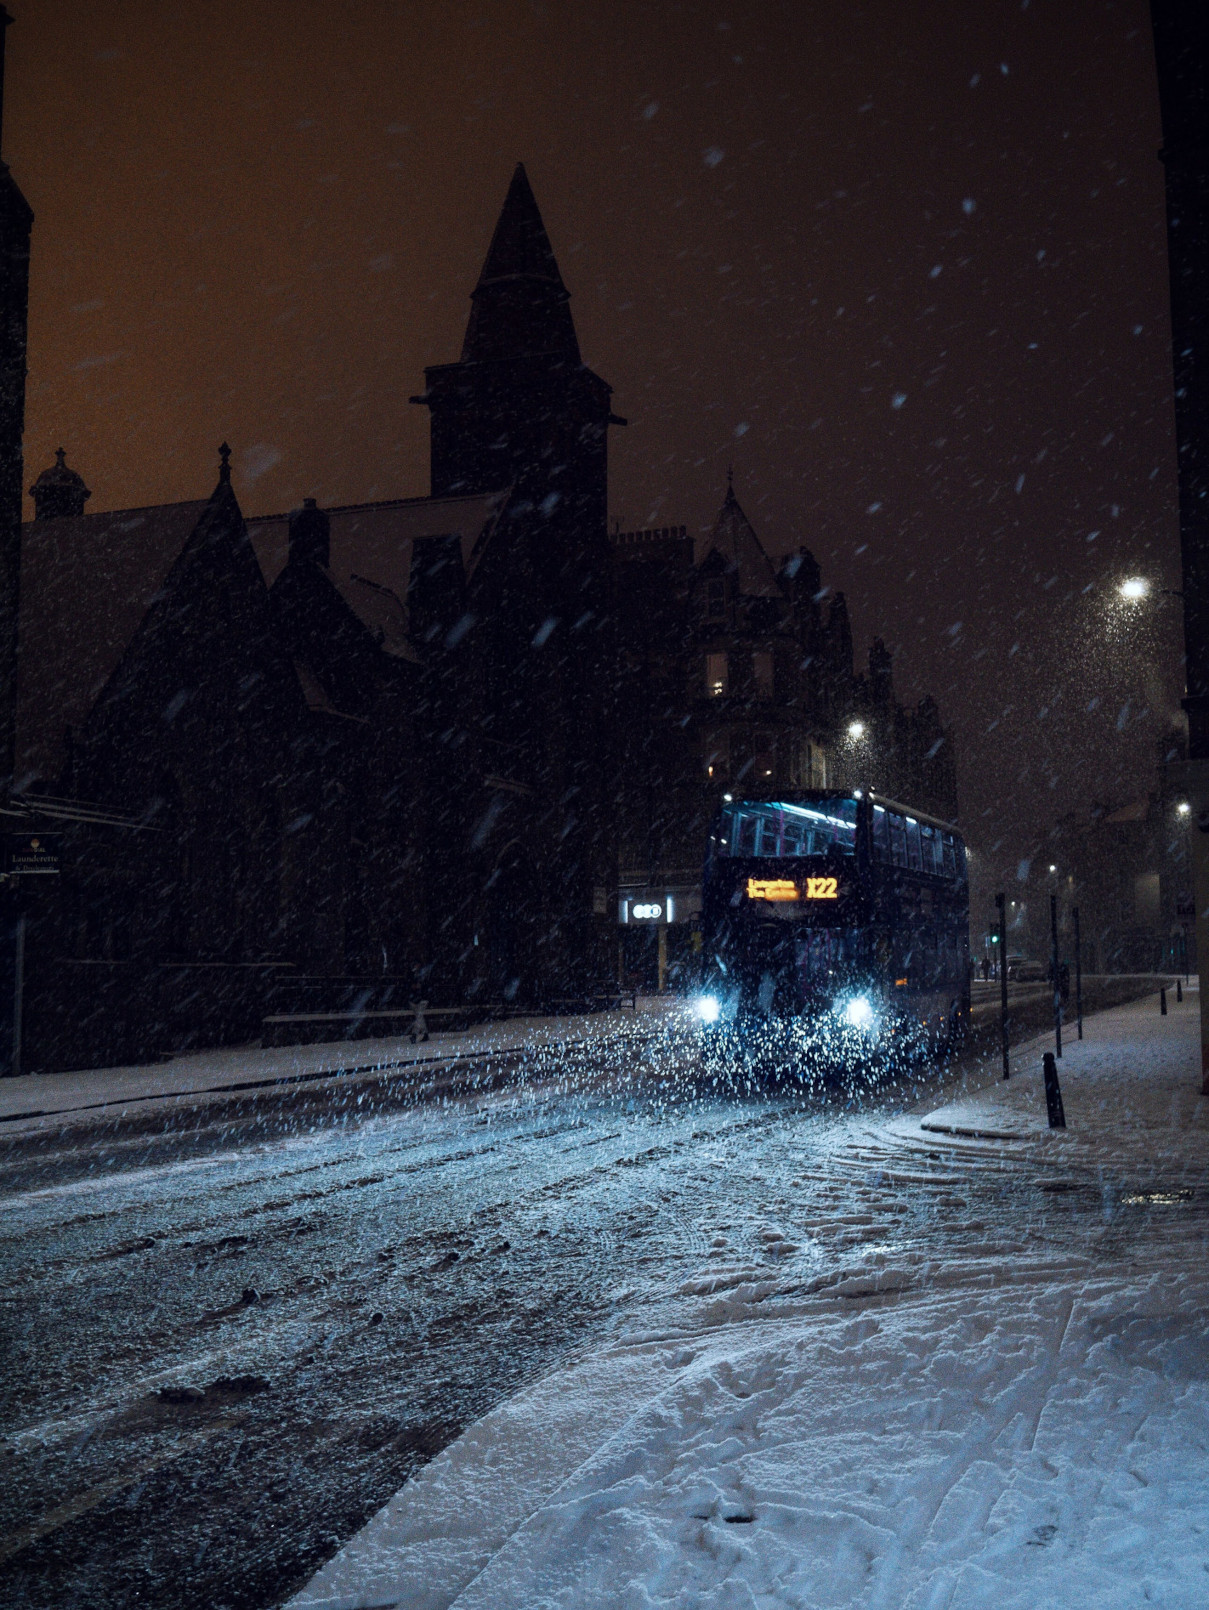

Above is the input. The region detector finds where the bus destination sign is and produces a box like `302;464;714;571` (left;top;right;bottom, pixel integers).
746;876;839;903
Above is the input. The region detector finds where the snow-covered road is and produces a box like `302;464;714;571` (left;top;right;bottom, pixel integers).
2;991;1203;1610
294;990;1209;1610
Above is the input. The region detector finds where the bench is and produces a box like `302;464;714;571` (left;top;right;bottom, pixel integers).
261;992;639;1047
261;1006;482;1049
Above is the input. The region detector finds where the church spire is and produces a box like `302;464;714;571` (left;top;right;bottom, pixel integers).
460;164;580;364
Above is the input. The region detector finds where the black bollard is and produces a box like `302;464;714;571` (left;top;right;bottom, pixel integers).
1050;894;1063;1057
1161;987;1167;1016
1042;1051;1066;1129
1073;904;1083;1041
1177;978;1183;1004
996;891;1009;1079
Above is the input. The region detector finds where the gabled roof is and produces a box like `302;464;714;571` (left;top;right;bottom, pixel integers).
15;499;210;785
81;472;301;771
245;488;506;604
17;486;504;787
699;483;783;599
328;571;415;660
293;657;370;723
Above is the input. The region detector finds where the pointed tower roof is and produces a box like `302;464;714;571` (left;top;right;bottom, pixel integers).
704;480;782;598
461;164;581;364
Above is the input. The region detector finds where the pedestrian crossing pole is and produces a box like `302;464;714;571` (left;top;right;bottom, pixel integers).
1073;904;1083;1041
996;891;1009;1079
1050;893;1062;1058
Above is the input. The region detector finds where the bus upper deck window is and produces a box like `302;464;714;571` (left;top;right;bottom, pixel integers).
720;798;857;858
942;834;957;876
905;818;923;871
873;806;890;861
889;812;907;867
920;825;939;875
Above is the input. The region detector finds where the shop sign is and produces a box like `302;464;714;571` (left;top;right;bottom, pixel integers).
8;833;62;875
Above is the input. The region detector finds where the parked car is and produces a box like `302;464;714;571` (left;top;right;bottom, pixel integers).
1008;957;1046;983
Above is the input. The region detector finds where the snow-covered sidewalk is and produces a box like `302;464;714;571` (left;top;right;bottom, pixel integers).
291;989;1209;1610
0;998;686;1132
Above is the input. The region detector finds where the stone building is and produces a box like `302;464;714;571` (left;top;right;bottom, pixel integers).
8;163;958;1068
611;478;956;989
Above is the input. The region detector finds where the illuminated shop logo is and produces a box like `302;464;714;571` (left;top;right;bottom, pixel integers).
631;902;663;920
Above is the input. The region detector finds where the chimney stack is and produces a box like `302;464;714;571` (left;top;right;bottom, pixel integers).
288;497;330;569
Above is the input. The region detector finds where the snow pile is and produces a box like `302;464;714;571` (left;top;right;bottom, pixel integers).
441;1277;1209;1609
291;993;1209;1610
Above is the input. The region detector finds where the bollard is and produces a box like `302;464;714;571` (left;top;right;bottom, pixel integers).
996;891;1010;1079
1160;987;1167;1016
1177;977;1184;1004
1042;1051;1066;1129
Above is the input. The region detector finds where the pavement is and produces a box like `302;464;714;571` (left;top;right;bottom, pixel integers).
288;982;1209;1610
0;998;682;1134
0;975;1169;1137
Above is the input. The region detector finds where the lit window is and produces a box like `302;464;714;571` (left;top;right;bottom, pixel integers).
752;651;774;699
705;731;730;778
706;652;728;697
809;745;828;788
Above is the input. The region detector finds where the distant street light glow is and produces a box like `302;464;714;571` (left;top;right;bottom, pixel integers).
847;720;866;739
1178;801;1191;816
1119;576;1149;601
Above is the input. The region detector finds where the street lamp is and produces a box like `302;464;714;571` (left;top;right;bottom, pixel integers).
1177;801;1191;817
1119;576;1150;602
847;720;865;740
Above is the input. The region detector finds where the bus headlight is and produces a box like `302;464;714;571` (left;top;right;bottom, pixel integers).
696;995;721;1024
842;995;875;1030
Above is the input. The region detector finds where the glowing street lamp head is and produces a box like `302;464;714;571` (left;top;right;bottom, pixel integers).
847;720;866;740
1178;801;1191;817
1119;576;1149;602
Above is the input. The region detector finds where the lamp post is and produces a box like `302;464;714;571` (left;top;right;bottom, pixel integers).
1112;572;1207;1082
1050;892;1063;1058
842;718;870;792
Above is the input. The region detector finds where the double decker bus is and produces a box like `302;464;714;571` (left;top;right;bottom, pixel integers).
698;790;969;1059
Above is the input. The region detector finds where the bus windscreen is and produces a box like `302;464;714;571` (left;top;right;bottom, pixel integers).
715;798;858;858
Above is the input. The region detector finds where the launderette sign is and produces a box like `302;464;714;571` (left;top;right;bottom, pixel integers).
8;833;62;875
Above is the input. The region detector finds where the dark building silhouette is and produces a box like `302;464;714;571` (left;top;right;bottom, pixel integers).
610;477;956;988
29;447;90;521
415;164;623;996
0;6;31;790
9;162;957;1069
1151;0;1209;758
